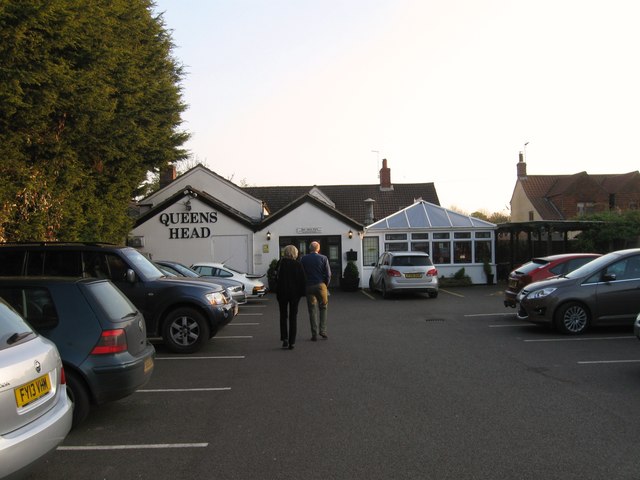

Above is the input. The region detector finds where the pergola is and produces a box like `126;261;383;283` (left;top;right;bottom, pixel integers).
496;220;603;273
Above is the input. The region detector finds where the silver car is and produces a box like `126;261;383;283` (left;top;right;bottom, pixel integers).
369;251;439;299
0;298;73;479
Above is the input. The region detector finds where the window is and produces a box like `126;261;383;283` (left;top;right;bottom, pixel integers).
0;287;59;330
385;242;409;252
411;233;429;240
362;237;379;267
411;242;429;255
577;202;595;216
432;241;451;264
384;232;408;252
0;251;24;275
43;251;82;276
474;241;491;264
385;233;407;241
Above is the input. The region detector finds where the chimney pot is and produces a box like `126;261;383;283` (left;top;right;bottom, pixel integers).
379;159;392;191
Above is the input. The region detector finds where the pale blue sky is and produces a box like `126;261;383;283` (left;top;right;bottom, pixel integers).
153;0;640;213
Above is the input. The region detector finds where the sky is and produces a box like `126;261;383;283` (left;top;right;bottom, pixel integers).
152;0;640;214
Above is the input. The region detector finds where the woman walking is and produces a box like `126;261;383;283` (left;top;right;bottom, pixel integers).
276;245;307;349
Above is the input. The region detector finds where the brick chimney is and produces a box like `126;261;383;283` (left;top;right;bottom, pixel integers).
160;164;177;189
379;158;393;191
517;152;527;179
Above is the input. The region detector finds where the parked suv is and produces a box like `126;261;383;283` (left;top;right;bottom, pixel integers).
0;243;236;354
0;277;155;426
369;251;439;299
0;298;73;478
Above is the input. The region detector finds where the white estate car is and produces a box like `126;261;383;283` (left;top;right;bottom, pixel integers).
0;298;73;478
191;263;267;298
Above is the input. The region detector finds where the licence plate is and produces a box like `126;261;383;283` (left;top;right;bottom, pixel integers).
144;357;154;374
15;374;51;408
404;273;423;279
509;279;518;288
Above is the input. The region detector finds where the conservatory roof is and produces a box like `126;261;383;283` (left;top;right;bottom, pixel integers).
366;200;497;230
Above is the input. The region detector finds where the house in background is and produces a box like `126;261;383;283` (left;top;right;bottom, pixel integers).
498;153;640;274
510;152;640;221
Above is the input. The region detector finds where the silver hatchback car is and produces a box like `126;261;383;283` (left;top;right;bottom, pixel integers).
369;251;439;299
0;299;73;479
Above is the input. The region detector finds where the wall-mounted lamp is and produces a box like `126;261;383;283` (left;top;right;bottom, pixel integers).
266;231;271;241
348;229;353;239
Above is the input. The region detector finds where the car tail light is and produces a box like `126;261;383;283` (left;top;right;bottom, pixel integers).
60;366;66;385
91;329;127;355
427;268;438;276
386;269;402;277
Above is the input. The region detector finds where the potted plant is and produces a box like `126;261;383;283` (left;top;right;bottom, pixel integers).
483;258;494;285
267;259;279;292
340;261;360;291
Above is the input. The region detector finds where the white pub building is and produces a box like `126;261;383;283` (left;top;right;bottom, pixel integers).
129;161;497;287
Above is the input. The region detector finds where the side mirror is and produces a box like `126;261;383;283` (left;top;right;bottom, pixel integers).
126;269;136;283
602;272;616;282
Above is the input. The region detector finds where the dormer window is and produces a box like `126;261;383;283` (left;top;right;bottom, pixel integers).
577;202;595;216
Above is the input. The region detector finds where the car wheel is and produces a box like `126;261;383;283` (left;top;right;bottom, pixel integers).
66;370;91;427
368;276;376;292
163;307;210;353
555;302;590;334
428;291;438;298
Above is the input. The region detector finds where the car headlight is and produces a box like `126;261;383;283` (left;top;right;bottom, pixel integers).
528;287;557;299
205;292;228;305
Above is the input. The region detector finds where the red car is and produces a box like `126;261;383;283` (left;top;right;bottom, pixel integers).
504;253;600;308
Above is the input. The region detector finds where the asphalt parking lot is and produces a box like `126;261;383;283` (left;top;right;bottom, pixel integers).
26;285;640;480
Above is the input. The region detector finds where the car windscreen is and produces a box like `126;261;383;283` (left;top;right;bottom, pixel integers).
170;263;199;277
0;300;35;349
565;252;622;279
514;259;548;274
122;249;164;280
85;281;138;320
391;256;432;267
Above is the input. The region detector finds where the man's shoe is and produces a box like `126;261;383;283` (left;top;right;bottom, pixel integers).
320;333;328;339
282;340;289;349
288;344;295;350
311;335;317;341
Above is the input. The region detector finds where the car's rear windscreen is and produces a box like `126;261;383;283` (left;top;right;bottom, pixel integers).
391;256;432;267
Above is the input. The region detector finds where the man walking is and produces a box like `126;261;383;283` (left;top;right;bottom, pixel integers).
301;241;331;341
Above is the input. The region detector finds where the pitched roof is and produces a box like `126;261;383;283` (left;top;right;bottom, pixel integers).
518;171;640;220
367;200;496;230
243;183;440;225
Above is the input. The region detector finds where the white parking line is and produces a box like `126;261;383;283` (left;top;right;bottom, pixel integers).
155;356;245;360
578;359;640;365
214;335;253;339
489;324;538;328
58;443;208;451
138;387;231;392
524;336;635;343
440;288;464;298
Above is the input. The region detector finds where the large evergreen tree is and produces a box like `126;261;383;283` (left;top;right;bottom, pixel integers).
0;0;188;242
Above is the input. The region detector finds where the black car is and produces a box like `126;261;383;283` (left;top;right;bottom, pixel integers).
0;243;236;353
0;277;155;426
